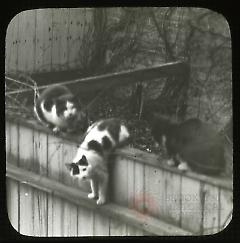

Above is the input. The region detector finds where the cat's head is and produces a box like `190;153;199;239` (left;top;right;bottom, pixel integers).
55;95;82;120
65;155;92;180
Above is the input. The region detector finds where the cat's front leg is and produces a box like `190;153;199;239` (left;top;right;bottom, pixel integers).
88;179;98;199
97;174;109;205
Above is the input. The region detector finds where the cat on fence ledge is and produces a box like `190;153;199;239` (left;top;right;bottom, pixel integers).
149;113;226;176
34;84;89;134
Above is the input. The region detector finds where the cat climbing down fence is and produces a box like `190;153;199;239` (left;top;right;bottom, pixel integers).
65;118;130;205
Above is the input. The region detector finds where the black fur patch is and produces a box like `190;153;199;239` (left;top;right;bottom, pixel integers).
72;163;80;175
87;140;103;155
55;99;67;117
98;118;120;142
78;155;88;166
43;99;54;111
102;136;112;150
65;163;79;175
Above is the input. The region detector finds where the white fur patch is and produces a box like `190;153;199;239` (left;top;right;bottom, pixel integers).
81;122;116;148
119;125;130;142
41;102;67;128
63;101;77;118
161;135;166;147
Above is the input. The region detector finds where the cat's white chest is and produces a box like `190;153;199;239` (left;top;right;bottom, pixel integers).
41;102;67;128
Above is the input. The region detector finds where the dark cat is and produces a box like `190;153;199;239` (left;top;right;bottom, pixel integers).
65;118;130;205
34;85;88;133
151;114;226;175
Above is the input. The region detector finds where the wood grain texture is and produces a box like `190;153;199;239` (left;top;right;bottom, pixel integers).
62;201;78;236
6;123;19;233
17;10;36;73
180;177;203;234
219;189;233;232
77;207;94;236
6;121;233;236
5;14;19;72
144;165;162;218
47;134;63;236
93;212;110;236
202;184;220;235
18;125;34;236
8;123;19;165
109;217;127;236
68;8;85;69
6;178;19;233
6;162;192;236
110;156;129;206
32;131;48;236
162;171;181;225
51;9;69;70
32;189;48;236
35;9;53;72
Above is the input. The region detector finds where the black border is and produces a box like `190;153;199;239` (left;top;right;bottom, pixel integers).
1;0;239;242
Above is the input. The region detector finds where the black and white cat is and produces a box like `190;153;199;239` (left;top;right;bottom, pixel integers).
151;114;226;175
65;118;130;205
34;85;89;133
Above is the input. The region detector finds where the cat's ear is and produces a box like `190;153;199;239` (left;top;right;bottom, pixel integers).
78;155;88;166
65;163;74;171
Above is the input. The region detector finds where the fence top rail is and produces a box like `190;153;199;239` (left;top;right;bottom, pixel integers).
6;162;192;236
6;60;189;94
6;115;232;191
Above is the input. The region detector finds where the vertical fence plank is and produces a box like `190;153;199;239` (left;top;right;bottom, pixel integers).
109;218;127;236
93;212;110;236
68;8;85;69
6;122;19;232
17;10;36;73
111;157;128;206
144;166;162;218
134;163;145;213
127;159;135;209
219;189;233;232
32;131;48;236
18;125;34;236
6;122;11;160
8;123;19;165
62;202;78;236
5;14;19;73
6;178;19;233
181;177;203;234
126;225;144;236
162;171;181;225
202;184;220;235
47;135;63;236
61;142;78;236
51;8;69;71
77;207;94;236
35;9;53;72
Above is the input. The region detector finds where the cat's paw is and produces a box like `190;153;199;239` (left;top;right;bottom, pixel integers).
96;197;106;205
88;192;96;199
177;162;189;172
52;127;60;134
166;158;175;167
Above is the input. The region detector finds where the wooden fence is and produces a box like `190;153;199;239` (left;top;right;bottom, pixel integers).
6;116;232;236
5;8;94;74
